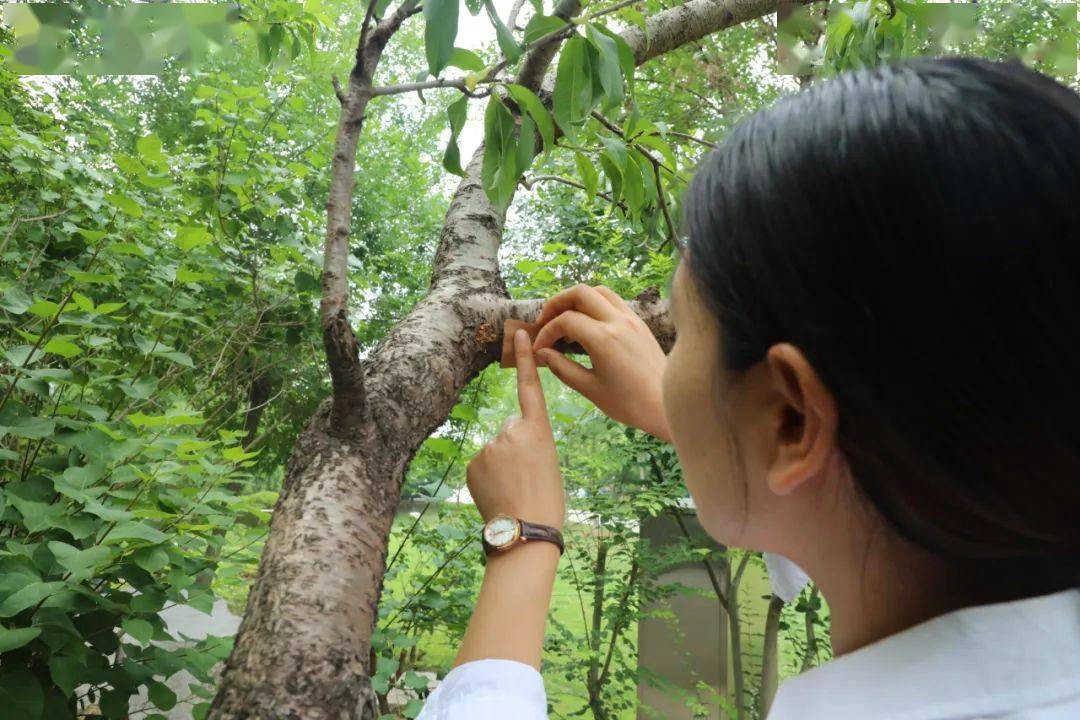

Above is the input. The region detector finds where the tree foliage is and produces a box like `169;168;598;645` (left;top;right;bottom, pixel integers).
2;0;1076;717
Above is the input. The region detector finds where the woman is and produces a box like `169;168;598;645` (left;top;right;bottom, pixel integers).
417;57;1080;719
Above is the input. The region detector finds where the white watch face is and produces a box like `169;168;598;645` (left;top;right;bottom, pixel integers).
484;516;519;547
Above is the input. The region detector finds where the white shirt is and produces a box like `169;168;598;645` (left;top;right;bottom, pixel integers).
417;586;1080;720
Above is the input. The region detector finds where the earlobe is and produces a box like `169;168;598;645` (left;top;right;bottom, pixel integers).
763;344;838;497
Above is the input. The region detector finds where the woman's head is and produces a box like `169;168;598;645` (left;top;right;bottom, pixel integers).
662;57;1080;595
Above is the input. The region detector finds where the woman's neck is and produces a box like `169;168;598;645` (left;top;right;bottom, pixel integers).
798;515;986;657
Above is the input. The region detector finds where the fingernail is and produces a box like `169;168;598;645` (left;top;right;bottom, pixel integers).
515;329;527;344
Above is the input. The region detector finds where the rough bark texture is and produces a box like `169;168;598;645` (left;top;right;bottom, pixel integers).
625;0;794;64
210;0;787;716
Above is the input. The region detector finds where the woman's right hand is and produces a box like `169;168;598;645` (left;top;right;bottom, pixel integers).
531;284;672;443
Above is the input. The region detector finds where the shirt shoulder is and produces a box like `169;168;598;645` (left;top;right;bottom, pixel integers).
416;658;548;720
768;588;1080;720
988;688;1080;720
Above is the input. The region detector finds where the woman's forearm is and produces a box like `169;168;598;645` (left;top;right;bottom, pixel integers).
452;541;561;670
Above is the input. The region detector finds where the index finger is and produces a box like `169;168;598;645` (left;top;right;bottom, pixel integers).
513;328;548;422
534;284;621;329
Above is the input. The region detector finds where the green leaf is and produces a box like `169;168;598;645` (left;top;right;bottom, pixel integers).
43;337;82;358
54;463;107;502
106;192;143;218
448;47;484;72
586;25;624;110
425;436;458;456
48;653;82;698
624;7;647;32
485;0;522;64
424;0;460;76
137;133;167;168
0;670;43;720
26;299;60;318
599;152;623;202
481;95;519;208
506;84;555;153
593;23;636;92
132;546;169;573
157;351;194;367
103;522;169;545
442;95;470;177
553;36;593;138
76;227;107;242
82;498;134;523
0;582;66;617
515;113;537;178
403;698;425;719
524;14;567;44
187;588;214;615
66;270;117;284
0;626;41;653
1;414;55;439
47;541;113;581
177;268;214;284
175;226;213;251
621;146;644;212
575;151;599;200
122;617;154;644
450;403;478;421
0;287;32;314
149;681;177;711
6;493;64;533
635;132;678;174
71;291;94;312
402;671;430;690
3;345;41;368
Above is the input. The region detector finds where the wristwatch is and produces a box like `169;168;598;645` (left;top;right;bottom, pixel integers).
481;514;564;556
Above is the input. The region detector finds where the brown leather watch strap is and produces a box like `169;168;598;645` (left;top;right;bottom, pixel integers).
519;520;564;555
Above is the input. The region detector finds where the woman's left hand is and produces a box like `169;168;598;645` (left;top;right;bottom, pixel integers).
466;329;566;530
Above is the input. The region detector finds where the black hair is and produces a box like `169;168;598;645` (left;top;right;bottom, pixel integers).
683;57;1080;595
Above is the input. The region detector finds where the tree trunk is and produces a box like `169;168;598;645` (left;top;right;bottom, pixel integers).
587;540;609;720
209;0;802;717
801;585;820;672
717;554;730;700
242;371;274;451
728;554;750;720
759;594;785;718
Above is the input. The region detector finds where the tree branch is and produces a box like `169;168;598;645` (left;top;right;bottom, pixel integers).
523;174;628;212
372;77;492;97
322;0;422;432
623;0;807;64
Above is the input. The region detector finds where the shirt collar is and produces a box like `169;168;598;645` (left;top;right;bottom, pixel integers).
768;587;1080;720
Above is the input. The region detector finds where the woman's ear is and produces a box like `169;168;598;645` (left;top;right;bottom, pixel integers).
763;343;838;496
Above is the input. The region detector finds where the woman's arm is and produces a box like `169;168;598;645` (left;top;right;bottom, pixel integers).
453;540;561;669
454;328;566;666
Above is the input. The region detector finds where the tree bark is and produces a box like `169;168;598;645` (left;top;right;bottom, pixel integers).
728;553;750;720
759;594;785;718
801;584;821;672
586;540;609;720
210;1;793;717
